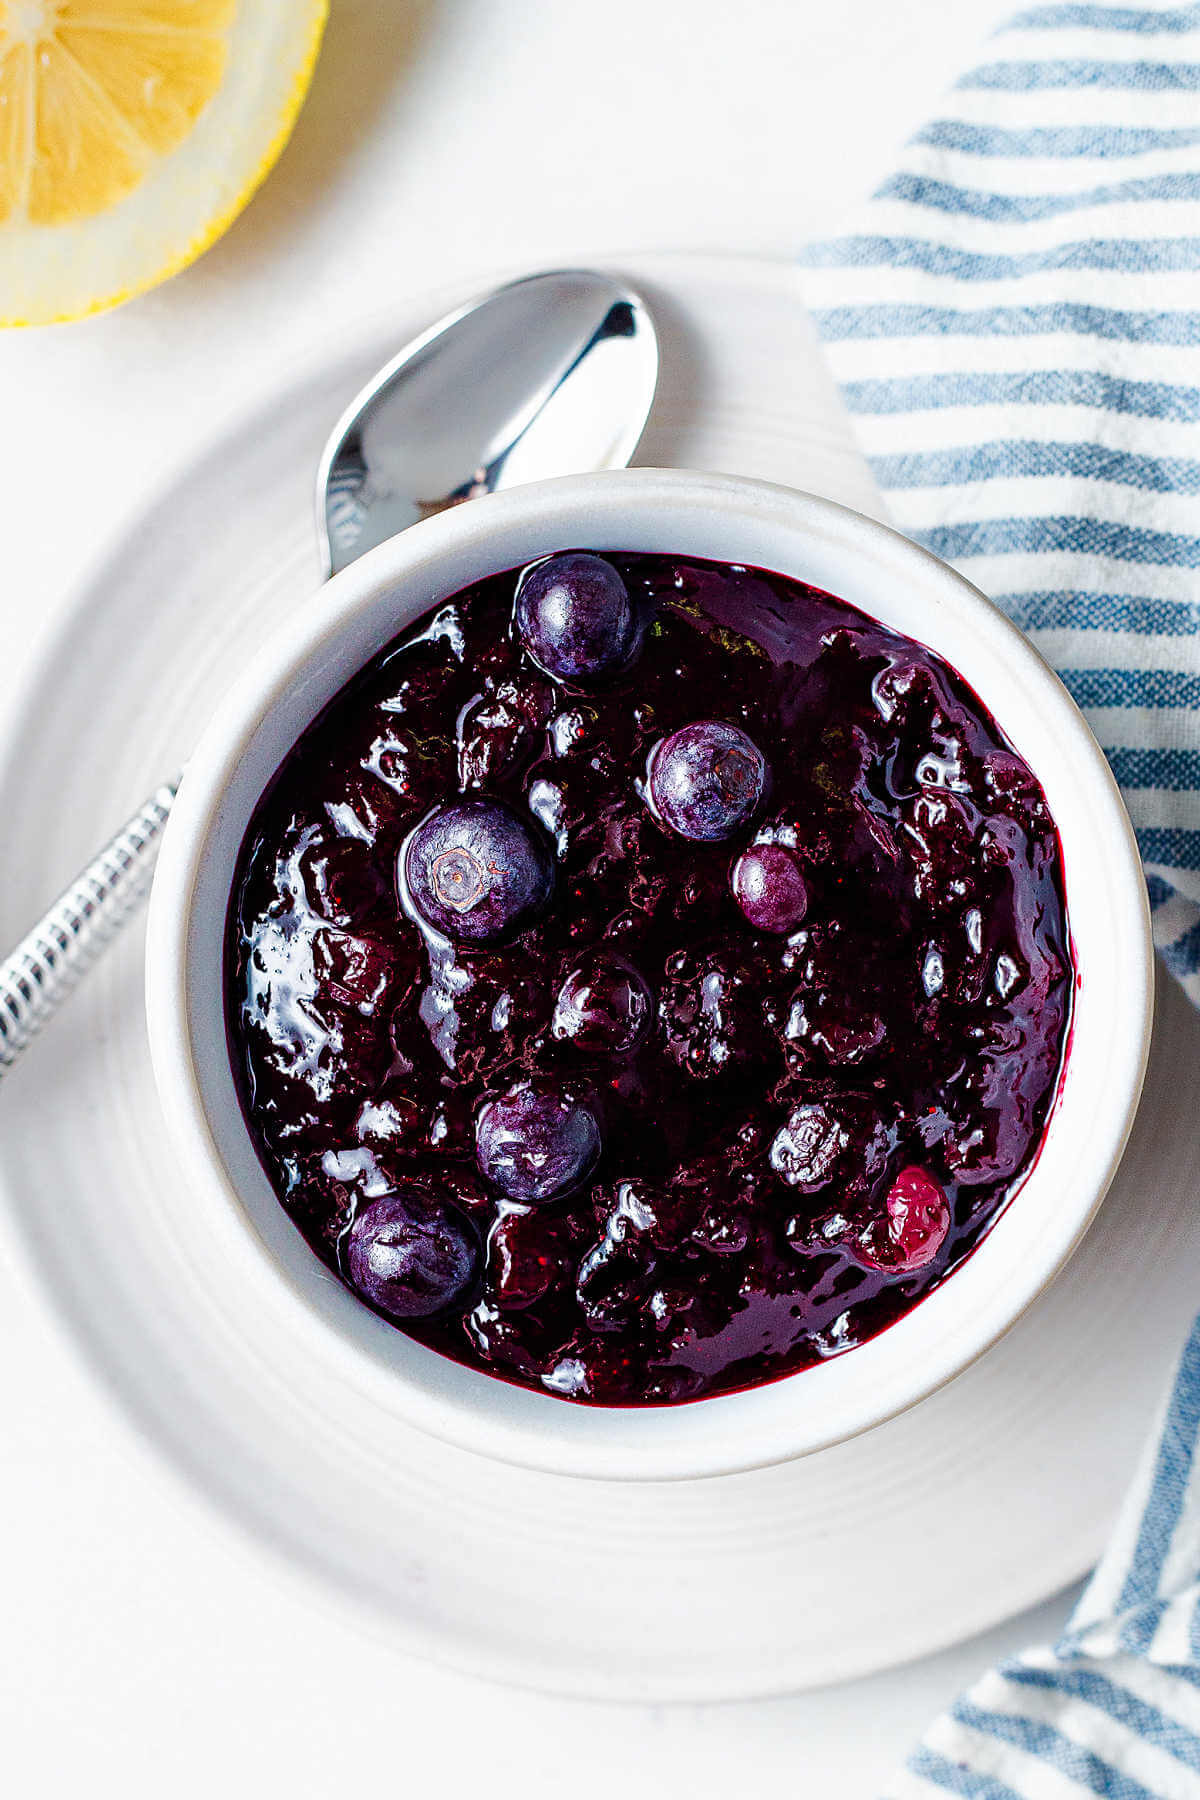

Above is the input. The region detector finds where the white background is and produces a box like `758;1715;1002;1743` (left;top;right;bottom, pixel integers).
0;1;1090;1793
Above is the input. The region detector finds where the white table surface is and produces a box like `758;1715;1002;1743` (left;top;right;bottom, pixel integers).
0;1;1096;1791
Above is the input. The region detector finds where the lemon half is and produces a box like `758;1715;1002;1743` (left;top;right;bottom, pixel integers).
0;0;328;325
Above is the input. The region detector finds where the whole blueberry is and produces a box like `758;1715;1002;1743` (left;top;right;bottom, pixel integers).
475;1080;601;1204
551;950;652;1055
732;842;808;934
648;721;768;842
402;797;554;943
345;1190;480;1319
514;552;640;683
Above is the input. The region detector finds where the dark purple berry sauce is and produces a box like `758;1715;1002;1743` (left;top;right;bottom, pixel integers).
226;550;1073;1406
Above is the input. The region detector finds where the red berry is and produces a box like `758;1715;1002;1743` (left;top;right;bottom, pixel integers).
732;842;808;934
859;1167;951;1272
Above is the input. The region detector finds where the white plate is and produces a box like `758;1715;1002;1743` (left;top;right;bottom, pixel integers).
0;253;1196;1702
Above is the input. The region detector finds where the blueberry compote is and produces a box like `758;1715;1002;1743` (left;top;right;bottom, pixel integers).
226;551;1072;1406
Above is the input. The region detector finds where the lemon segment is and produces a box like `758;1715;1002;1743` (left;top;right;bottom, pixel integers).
0;39;32;224
62;3;236;25
0;0;328;324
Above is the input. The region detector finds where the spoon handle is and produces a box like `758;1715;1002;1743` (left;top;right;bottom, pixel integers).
0;780;179;1075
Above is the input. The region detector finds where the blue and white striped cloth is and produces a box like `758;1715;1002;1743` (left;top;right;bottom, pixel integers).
799;4;1200;1791
886;1317;1200;1800
799;0;1200;1002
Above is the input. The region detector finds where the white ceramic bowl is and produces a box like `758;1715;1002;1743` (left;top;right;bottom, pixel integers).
146;468;1153;1482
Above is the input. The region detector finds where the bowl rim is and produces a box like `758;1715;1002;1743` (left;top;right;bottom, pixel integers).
145;467;1154;1481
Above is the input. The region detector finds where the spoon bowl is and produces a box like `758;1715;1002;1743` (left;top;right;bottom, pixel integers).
317;270;658;574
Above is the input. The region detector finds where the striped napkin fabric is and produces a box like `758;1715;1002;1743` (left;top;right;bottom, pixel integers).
885;1317;1200;1800
799;0;1200;1005
799;4;1200;1793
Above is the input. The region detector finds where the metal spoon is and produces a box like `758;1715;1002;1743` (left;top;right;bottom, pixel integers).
0;269;658;1074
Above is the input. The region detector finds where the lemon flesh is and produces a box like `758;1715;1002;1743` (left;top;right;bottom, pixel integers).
0;0;327;324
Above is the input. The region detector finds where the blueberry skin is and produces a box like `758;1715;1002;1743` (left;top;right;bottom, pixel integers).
514;552;640;683
402;797;555;943
647;720;768;842
345;1190;481;1319
475;1080;602;1204
731;842;808;934
551;950;652;1055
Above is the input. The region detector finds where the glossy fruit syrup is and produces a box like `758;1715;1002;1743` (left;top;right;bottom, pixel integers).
226;551;1073;1405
